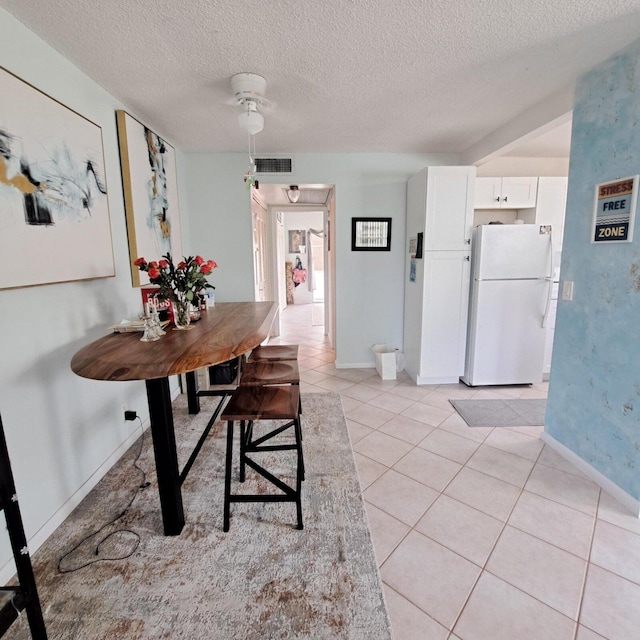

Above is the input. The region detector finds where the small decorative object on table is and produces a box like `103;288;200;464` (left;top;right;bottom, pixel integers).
134;253;217;330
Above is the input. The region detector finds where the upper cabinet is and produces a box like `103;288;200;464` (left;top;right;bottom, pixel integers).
534;177;568;252
474;177;538;209
422;166;476;251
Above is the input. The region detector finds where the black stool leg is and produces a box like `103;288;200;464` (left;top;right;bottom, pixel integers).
295;416;305;481
239;420;246;483
223;420;234;532
295;416;304;529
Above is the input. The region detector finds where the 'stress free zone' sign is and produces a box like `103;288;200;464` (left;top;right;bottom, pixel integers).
592;176;638;243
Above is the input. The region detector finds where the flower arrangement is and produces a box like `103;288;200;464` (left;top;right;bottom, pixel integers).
134;253;217;327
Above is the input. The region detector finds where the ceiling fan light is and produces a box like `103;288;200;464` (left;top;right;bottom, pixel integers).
238;109;264;135
287;185;300;203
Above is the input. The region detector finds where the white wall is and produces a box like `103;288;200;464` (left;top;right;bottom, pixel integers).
0;9;185;580
476;157;569;177
183;152;460;367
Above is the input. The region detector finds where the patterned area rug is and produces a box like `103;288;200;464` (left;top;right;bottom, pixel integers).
449;398;547;427
6;393;390;640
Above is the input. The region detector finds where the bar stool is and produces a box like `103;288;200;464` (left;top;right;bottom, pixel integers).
221;384;304;531
240;359;304;477
240;359;300;387
247;344;299;363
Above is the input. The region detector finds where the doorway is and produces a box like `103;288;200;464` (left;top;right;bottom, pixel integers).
249;183;335;350
279;209;326;333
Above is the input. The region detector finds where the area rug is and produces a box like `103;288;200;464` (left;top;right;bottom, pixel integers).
6;393;391;640
449;398;547;427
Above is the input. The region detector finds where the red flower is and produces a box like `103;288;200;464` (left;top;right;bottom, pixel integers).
133;253;217;300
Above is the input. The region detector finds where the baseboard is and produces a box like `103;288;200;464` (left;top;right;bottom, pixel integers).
541;432;640;517
416;374;460;385
0;383;181;584
335;362;375;369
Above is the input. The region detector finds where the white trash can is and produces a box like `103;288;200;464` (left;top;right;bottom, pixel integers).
371;344;397;380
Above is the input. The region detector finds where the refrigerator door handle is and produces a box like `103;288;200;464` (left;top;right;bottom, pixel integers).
542;277;553;328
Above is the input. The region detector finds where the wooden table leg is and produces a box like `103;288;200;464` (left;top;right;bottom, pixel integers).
145;377;185;535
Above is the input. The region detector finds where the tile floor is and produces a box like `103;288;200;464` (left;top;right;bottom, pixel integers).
272;304;640;640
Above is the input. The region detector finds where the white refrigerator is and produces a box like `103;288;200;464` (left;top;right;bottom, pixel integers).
461;224;553;386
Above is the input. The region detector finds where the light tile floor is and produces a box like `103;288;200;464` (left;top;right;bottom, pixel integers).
273;304;640;640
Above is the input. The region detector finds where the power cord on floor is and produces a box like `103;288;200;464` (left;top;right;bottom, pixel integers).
57;416;149;573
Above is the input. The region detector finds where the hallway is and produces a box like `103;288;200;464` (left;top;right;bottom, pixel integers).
270;303;640;640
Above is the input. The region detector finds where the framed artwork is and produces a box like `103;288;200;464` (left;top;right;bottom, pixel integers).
116;110;183;286
351;217;392;251
288;229;306;253
0;67;114;290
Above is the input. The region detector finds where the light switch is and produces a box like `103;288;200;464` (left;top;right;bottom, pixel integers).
562;281;574;301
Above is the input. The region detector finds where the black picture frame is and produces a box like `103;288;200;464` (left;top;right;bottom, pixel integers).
351;217;392;251
416;232;423;259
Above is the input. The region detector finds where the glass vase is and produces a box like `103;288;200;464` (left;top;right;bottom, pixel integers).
171;293;192;330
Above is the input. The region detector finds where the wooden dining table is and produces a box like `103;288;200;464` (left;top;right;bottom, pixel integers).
71;301;277;535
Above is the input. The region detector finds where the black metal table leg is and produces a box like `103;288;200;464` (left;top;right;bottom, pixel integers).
145;378;185;536
185;370;200;415
223;420;234;532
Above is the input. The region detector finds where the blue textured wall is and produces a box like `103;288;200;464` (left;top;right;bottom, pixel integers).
546;38;640;500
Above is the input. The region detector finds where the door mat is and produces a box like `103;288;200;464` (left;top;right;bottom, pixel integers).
449;398;546;428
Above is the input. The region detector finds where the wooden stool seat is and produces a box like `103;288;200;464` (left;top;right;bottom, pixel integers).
239;360;300;386
221;385;304;531
247;344;299;362
222;384;299;420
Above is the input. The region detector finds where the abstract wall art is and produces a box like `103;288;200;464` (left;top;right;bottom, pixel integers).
116;110;183;287
0;67;114;289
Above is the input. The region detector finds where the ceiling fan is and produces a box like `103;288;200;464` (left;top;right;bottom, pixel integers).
230;72;271;188
231;72;269;135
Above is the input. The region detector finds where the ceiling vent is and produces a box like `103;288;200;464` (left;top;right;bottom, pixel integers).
255;157;294;174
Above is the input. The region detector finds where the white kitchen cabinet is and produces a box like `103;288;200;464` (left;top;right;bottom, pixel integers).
535;178;567;378
534;176;568;262
424;166;475;250
475;177;538;209
418;251;471;382
404;166;475;384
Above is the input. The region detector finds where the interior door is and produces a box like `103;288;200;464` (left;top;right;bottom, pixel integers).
275;214;286;312
252;204;268;301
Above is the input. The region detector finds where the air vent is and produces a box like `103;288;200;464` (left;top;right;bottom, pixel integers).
255;157;293;174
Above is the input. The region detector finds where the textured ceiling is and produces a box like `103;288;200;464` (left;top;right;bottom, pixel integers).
4;0;640;156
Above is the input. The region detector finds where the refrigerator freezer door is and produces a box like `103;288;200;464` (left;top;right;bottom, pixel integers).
475;225;552;280
462;279;548;386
